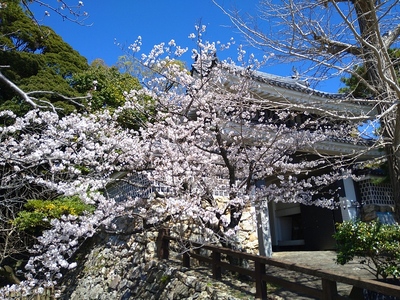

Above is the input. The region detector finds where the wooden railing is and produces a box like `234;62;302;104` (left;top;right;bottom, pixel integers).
156;229;400;300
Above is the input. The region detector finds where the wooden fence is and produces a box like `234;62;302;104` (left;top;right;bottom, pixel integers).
156;229;400;300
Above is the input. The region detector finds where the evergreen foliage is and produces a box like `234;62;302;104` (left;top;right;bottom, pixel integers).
0;0;88;115
70;59;141;111
334;221;400;279
340;49;400;98
70;59;156;129
13;196;95;233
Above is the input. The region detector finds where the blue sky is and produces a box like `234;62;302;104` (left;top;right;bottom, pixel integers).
29;0;342;92
30;1;252;64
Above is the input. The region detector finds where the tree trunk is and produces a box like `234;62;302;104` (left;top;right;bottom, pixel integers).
386;108;400;219
353;0;400;219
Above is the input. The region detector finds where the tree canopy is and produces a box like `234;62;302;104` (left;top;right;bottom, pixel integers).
70;59;155;129
0;0;88;115
70;59;141;110
340;48;400;98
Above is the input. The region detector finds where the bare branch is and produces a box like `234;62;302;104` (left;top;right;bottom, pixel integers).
22;0;91;26
0;71;39;109
312;34;362;56
383;23;400;48
26;91;90;109
0;71;90;112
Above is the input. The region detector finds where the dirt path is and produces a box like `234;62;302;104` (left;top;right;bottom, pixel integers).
267;251;375;299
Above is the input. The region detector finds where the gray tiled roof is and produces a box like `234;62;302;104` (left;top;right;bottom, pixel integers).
193;59;348;100
226;66;378;149
250;69;347;100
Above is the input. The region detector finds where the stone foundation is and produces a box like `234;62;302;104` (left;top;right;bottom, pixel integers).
361;204;396;223
59;214;260;300
62;242;257;299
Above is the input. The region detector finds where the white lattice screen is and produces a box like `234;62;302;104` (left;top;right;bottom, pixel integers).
107;174;236;201
107;173;169;202
358;178;394;206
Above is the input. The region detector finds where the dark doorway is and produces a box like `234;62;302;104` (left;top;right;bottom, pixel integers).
301;205;342;250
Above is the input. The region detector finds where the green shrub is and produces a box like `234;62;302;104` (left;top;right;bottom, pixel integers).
14;196;95;232
333;220;400;279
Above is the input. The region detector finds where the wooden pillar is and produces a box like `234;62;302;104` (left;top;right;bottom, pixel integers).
183;250;190;268
255;261;267;299
322;278;337;300
156;228;170;260
212;251;222;280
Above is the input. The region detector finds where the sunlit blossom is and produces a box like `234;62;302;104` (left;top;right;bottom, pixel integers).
0;30;358;296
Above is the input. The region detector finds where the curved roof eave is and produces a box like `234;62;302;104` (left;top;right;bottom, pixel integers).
222;65;378;118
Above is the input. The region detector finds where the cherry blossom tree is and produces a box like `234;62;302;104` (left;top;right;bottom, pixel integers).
0;108;147;285
213;0;400;217
120;27;362;253
0;27;366;294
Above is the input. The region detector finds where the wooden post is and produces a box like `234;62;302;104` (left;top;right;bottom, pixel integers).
156;228;170;260
255;261;267;299
49;286;56;300
321;278;337;300
183;250;190;268
212;251;222;280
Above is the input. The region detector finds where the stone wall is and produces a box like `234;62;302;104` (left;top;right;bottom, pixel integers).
238;206;259;253
59;216;260;300
361;204;396;223
166;203;259;255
